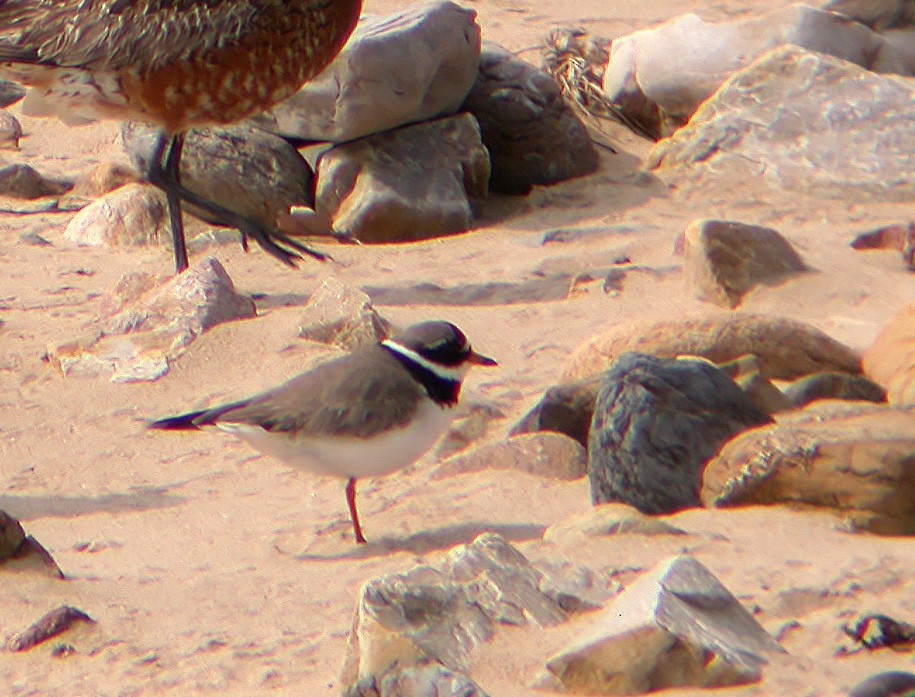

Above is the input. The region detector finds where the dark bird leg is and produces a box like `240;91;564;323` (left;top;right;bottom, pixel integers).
346;477;367;544
145;130;330;270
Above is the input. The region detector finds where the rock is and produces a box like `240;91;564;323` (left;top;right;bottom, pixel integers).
849;672;915;697
883;27;915;74
433;432;587;481
844;614;915;651
863;304;915;404
701;403;915;534
605;5;907;139
47;257;255;382
0;510;25;560
461;43;599;194
0;163;67;199
18;232;52;246
564;314;861;383
64;183;168;248
541;555;781;694
434;401;504;460
0;109;21;149
850;221;915;255
683;219;807;308
259;1;481;143
341;533;592;691
123;123;314;230
0;79;25;108
70;161;140;199
8;606;94;652
315;113;489;243
589;353;771;514
649;46;915;202
298;276;391;350
734;371;793;414
347;660;490;697
544;504;687;543
510;376;603;447
784;372;887;407
820;0;915;30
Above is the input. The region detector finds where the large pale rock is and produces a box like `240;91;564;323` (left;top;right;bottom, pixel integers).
432;432;587;481
47;257;255;382
563;314;861;383
683;219;807;308
64;183;168;247
649;46;915;202
123;123;314;230
589;353;771;514
462;44;599;194
542;555;781;694
605;4;908;138
702;403;915;534
315;113;489;243
298;276;391;350
259;1;481;142
863;303;915;404
341;534;593;692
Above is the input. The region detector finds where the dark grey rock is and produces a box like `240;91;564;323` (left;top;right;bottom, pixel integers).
848;672;915;697
784;371;887;407
588;353;772;514
510;376;602;446
462;44;599;194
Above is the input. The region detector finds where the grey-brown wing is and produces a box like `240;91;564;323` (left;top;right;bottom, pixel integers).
0;0;260;71
211;353;425;439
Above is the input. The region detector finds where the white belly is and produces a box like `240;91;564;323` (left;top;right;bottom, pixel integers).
215;399;455;479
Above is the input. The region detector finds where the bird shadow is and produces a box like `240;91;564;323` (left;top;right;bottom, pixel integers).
0;487;185;521
287;521;546;562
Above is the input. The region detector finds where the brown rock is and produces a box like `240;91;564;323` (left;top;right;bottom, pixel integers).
510;376;602;446
541;555;781;693
0;163;67;199
70;161;140;198
784;371;887;408
63;183;168;248
849;222;915;251
462;44;599;194
734;371;793;414
298;277;392;350
316;113;490;243
0;510;25;560
863;303;915;404
683;219;807;308
8;606;94;652
563;314;861;383
47;257;255;382
433;432;587;481
434;401;504;460
544;504;687;542
0;109;21;149
702;404;915;534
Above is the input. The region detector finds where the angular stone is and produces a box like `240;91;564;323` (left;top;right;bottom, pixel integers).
259;1;481;143
64;183;168;248
0;79;25;108
341;534;590;691
564;314;861;383
0;163;66;199
863;303;915;404
683;219;807;308
0;109;21;149
123;123;314;230
8;606;94;652
734;370;793;414
315;113;489;243
702;403;915;534
649;46;915;202
462;44;599;194
70;160;140;199
544;504;687;543
346;660;491;697
510;376;603;446
434;401;504;460
298;276;391;350
433;432;587;481
820;0;915;30
589;353;771;514
47;257;255;382
605;6;908;138
542;555;780;694
784;371;887;408
0;510;25;560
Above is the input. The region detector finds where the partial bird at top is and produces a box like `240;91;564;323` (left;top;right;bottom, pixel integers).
0;0;364;272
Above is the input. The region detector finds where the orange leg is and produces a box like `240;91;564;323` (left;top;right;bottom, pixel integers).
346;477;367;544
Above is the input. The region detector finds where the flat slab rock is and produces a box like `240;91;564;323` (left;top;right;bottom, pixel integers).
563;314;861;383
649;45;915;202
259;0;481;143
341;533;595;693
541;555;781;694
702;403;915;535
47;257;255;382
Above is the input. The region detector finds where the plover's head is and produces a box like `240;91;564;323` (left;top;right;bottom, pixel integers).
382;321;497;382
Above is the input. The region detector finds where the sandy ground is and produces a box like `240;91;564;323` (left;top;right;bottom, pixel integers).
1;0;914;695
